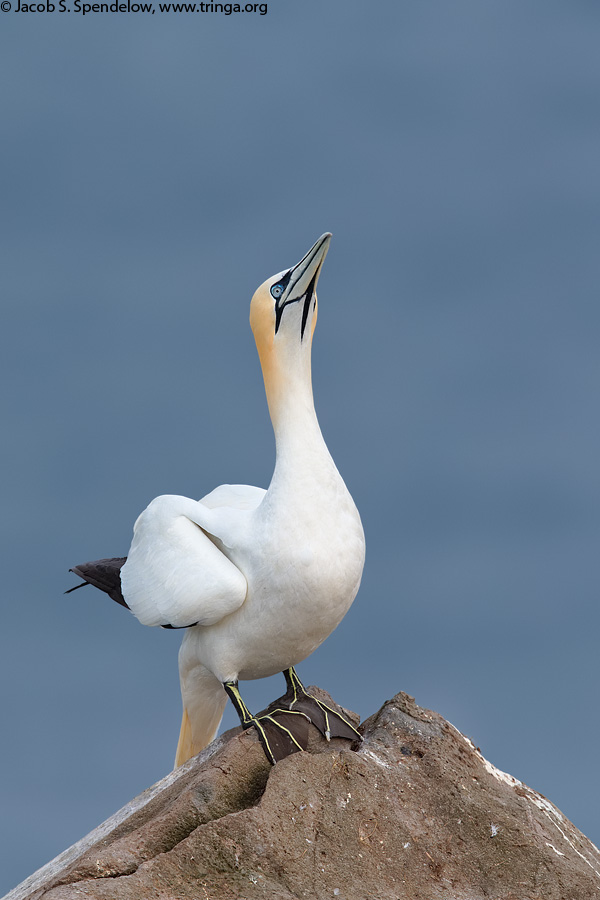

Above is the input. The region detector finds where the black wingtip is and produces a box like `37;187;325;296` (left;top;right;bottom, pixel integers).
66;557;129;609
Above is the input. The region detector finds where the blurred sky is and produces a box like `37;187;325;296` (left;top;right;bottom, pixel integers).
1;0;599;893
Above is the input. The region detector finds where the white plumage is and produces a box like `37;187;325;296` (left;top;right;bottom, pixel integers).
70;233;365;766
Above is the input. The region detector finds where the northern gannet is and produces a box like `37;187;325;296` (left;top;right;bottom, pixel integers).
68;234;366;766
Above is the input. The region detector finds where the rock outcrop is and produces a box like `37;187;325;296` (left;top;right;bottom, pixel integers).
7;689;600;900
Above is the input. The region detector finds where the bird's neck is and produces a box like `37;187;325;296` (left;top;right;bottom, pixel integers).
261;351;333;483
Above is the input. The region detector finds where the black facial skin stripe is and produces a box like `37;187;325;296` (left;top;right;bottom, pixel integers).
300;271;319;340
274;269;294;333
275;269;319;339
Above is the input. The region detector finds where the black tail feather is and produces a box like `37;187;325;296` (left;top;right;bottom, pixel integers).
64;581;89;594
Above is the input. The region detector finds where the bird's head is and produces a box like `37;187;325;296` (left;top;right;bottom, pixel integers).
250;233;331;374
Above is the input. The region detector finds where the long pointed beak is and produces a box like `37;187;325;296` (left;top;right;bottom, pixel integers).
287;233;331;298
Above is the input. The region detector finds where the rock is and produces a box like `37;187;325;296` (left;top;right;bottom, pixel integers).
7;689;600;900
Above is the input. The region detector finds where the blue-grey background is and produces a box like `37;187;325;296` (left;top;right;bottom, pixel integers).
1;0;599;892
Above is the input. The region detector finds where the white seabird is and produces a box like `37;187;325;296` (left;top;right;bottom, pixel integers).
68;234;366;766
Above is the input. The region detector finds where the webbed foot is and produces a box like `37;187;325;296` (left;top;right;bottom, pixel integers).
224;681;311;764
282;667;362;743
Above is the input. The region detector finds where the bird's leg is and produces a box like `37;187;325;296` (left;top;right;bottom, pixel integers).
282;667;362;744
223;680;311;765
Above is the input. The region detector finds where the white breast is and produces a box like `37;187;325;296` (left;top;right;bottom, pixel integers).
185;462;365;683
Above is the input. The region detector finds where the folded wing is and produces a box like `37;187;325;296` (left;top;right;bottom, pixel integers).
199;483;266;511
120;494;248;629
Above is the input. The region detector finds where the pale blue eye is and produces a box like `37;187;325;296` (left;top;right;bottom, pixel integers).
270;284;283;299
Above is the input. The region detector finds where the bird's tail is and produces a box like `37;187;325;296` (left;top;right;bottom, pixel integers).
175;662;228;769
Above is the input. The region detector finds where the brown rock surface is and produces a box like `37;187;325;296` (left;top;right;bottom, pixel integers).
7;689;600;900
